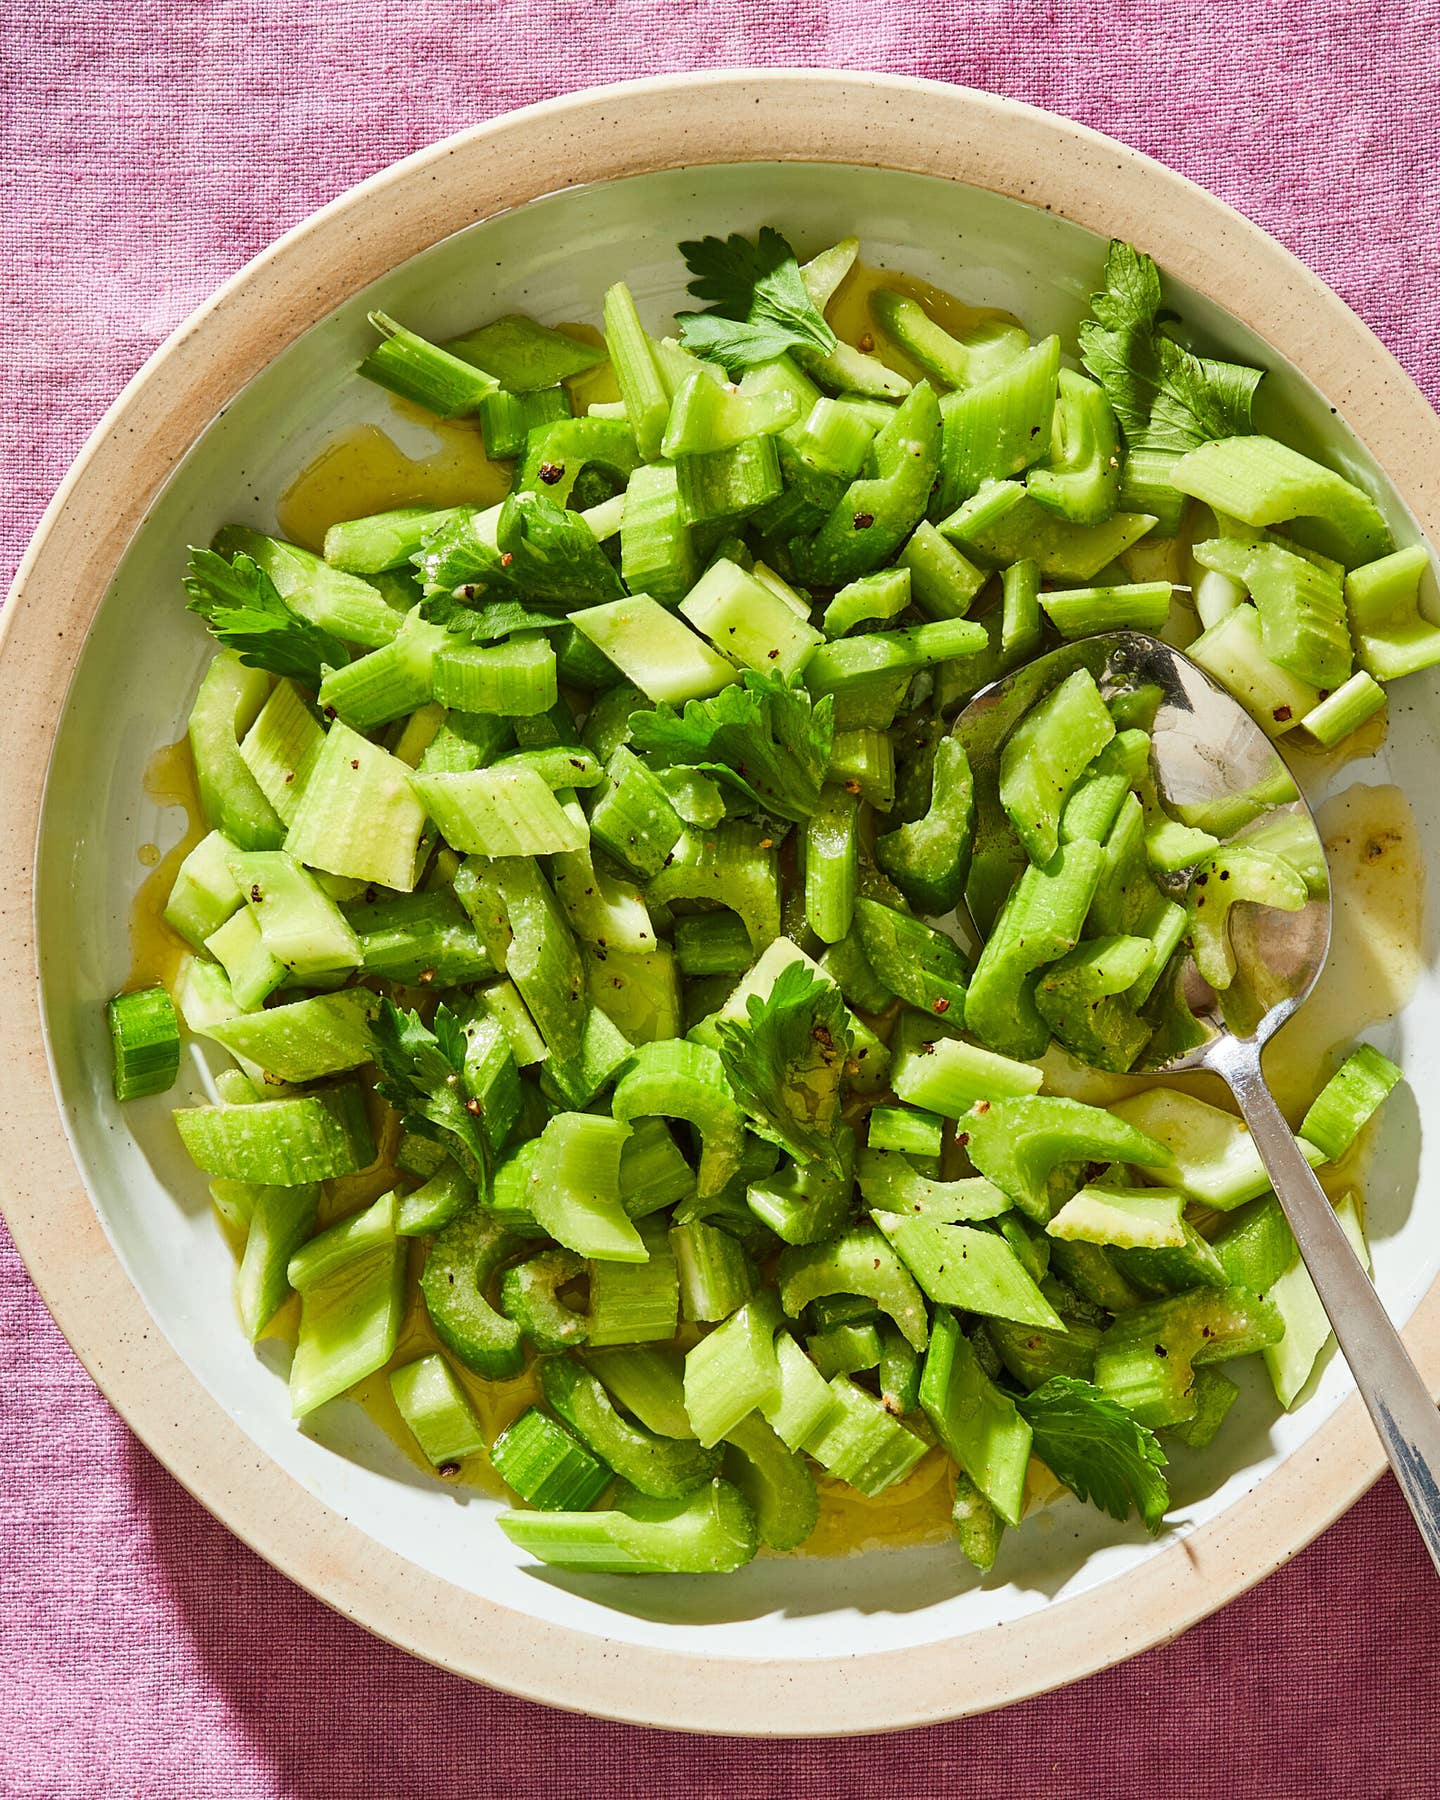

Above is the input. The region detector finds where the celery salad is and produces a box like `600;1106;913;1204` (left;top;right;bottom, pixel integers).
107;230;1437;1579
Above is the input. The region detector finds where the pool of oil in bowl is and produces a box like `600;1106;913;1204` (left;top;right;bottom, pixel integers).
126;263;1426;1558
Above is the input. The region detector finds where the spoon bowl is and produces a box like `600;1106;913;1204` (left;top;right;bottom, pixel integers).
956;629;1440;1575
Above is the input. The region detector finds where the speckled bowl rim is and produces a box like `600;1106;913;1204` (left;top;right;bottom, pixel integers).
2;69;1438;1736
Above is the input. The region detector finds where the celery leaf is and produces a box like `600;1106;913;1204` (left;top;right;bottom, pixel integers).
414;493;620;610
1078;240;1264;457
370;998;488;1180
715;961;852;1170
1017;1375;1170;1532
184;548;350;686
627;670;834;823
676;227;838;375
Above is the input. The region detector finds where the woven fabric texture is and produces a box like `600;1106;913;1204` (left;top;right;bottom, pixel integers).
4;5;1440;1796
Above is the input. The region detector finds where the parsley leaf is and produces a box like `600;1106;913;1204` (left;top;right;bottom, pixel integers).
675;227;837;376
1016;1376;1170;1533
1078;240;1264;457
370;997;489;1181
626;670;834;823
413;492;621;610
715;961;852;1171
421;592;565;643
184;548;350;687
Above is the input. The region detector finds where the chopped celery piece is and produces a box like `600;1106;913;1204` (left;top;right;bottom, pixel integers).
570;595;738;704
444;313;607;390
238;680;326;825
684;1294;782;1446
212;525;399;648
287;1191;398;1292
1263;1192;1369;1407
1033;936;1154;1075
1095;1286;1285;1427
828;726;896;810
866;1106;944;1161
869;289;1028;390
647;825;781;953
290;1240;406;1417
317;612;445;733
359;311;498;416
964;1094;1168;1222
389;1354;487;1468
1299;1045;1401;1162
421;1201;524;1379
540;1355;721;1497
1194;533;1352;690
500;1246;589;1351
933;335;1061;514
349;888;494;986
490;1407;612;1510
822;567;912;638
1000;668;1115;867
951;1470;1005;1572
236;1181;320;1340
940;482;1155;581
874;735;973;916
1300;671;1386;747
620;461;698;604
920;1308;1031;1526
679;558;823;677
174;1086;373;1184
1344;543;1440;679
396;1161;472;1237
662;370;801;457
1171;435;1391;568
284;719;427;891
723;1412;819;1551
589;1218;680;1345
857;1149;1010;1224
1027;368;1122;526
409;765;587;856
1112;1087;1324;1209
1188;603;1320;739
777;1226;929;1350
107;986;181;1101
747;1139;856;1246
202;990;376;1082
431;634;557;716
498;1478;757;1574
852;897;968;1017
892;1030;1043;1117
804;1376;928;1497
897;521;988;620
1040;581;1173;638
228;849;361;977
675;911;754;978
603;282;669;461
875;1212;1063;1329
584;1344;695;1437
163;829;244;950
478;386;571;462
1048;1186;1189;1250
187;654;286;852
803;784;859;943
527;1113;645;1263
671;1217;756;1322
807;1320;882;1378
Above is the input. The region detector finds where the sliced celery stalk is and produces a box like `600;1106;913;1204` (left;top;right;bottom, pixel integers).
540;1355;721;1497
1263;1192;1369;1407
804;1376;928;1496
491;1407;612;1509
201;990;376;1082
679;558;823;678
1344;543;1440;679
570;595;738;705
389;1354;487;1466
213;526;399;648
107;987;181;1101
290;1240;406;1417
1171;435;1391;568
284;719;427;891
228;849;362;978
1299;1044;1401;1162
187;654;287;852
235;1181;320;1339
777;1226;929;1351
359;311;498;417
530;1112;646;1263
920;1308;1031;1527
174;1085;374;1184
1110;1087;1325;1208
238;680;326;825
684;1294;783;1447
498;1478;758;1574
409;765;587;857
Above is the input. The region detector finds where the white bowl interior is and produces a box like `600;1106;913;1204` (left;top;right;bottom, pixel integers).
37;161;1440;1663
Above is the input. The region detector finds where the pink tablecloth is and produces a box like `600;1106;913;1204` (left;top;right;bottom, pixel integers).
4;6;1440;1795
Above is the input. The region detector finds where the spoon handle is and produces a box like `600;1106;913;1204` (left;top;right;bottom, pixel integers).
1214;1040;1440;1576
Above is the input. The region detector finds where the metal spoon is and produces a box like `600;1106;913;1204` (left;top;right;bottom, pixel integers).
956;629;1440;1570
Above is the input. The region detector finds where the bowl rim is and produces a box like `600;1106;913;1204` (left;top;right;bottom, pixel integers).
3;67;1438;1736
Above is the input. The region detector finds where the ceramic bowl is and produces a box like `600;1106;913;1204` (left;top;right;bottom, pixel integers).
3;71;1439;1735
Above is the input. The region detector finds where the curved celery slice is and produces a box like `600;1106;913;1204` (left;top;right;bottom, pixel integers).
1298;1044;1401;1162
852;897;969;1018
409;765;586;857
239;679;326;824
1041;581;1174;639
529;1113;645;1263
540;1355;721;1497
856;1148;1010;1224
964;839;1105;1059
227;849;362;977
1171;435;1391;568
963;1095;1169;1223
188;654;286;852
500;1246;590;1350
951;1470;1005;1572
445;313;606;390
498;1478;757;1574
1027;367;1122;526
680;558;823;678
570;595;737;705
746;1130;855;1246
1048;1186;1188;1251
1033;935;1154;1074
1186;843;1308;991
612;1040;745;1202
821;567;912;639
874;735;974;917
724;1412;821;1552
777;1226;929;1351
516;415;642;507
1110;1087;1324;1209
790;382;943;585
939;482;1155;582
920;1308;1031;1527
661;372;801;458
869;289;1028;392
1094;1286;1285;1427
933;336;1061;514
420;1202;524;1380
359;311;498;417
999;668;1116;867
647;824;781;953
1194;535;1351;691
583;1344;695;1438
